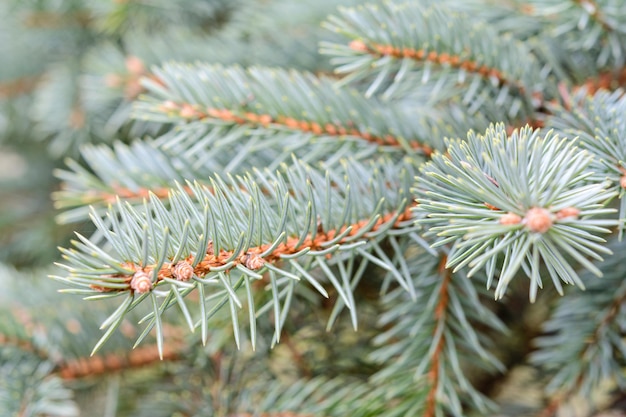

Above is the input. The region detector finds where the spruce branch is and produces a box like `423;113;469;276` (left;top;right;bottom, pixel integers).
130;349;380;417
0;332;42;359
424;256;452;417
368;249;506;416
0;280;205;415
134;63;438;156
56;342;182;380
9;0;626;413
547;88;626;235
247;376;385;417
0;75;41;99
53;141;195;223
415;123;617;301
0;263;194;392
87;0;233;34
123;347;240;416
435;0;541;39
31;65;92;157
320;0;544;109
53;129;390;223
231;413;315;417
570;0;614;32
86;51;151;102
531;238;626;404
0;347;79;417
576;67;626;94
80;45;171;141
528;0;626;67
93;0;356;74
54;157;417;354
20;9;92;29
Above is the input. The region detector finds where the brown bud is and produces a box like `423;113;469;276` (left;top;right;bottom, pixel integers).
500;212;522;225
309;122;322;135
206;107;221;118
240;253;266;270
556;207;580;219
348;40;368;52
130;270;153;294
524;207;553;233
179;104;197;119
325;123;337;135
171;261;194;282
69;108;85;129
244;112;259;123
219;109;235;121
284;117;299;129
159;100;179;112
123;80;143;99
65;318;82;334
88;355;106;375
125;55;146;75
299;120;311;131
258;114;273;126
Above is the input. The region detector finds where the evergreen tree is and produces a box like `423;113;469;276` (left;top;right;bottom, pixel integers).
1;0;625;416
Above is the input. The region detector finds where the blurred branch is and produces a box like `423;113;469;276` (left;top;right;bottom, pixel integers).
56;341;183;380
0;75;41;98
21;10;92;28
424;255;452;417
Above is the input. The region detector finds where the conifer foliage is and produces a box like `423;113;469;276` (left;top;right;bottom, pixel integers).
1;0;626;416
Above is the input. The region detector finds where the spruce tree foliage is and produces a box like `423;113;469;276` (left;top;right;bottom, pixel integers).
2;0;626;416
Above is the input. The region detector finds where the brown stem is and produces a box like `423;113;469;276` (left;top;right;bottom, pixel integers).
0;76;41;98
534;395;563;417
348;40;526;94
90;204;415;293
156;101;433;156
21;10;92;28
575;67;626;96
101;184;178;205
0;305;54;361
424;255;452;417
229;412;316;417
571;0;614;32
0;333;49;360
56;341;183;380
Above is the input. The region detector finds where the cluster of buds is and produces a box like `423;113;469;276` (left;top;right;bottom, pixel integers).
104;55;147;99
157;101;206;120
524;207;554;233
499;206;580;233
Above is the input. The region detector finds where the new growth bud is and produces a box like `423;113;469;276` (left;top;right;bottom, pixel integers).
524;207;553;233
171;261;194;282
130;270;153;294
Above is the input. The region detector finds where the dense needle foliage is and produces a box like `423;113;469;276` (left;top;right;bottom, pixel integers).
1;1;625;416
